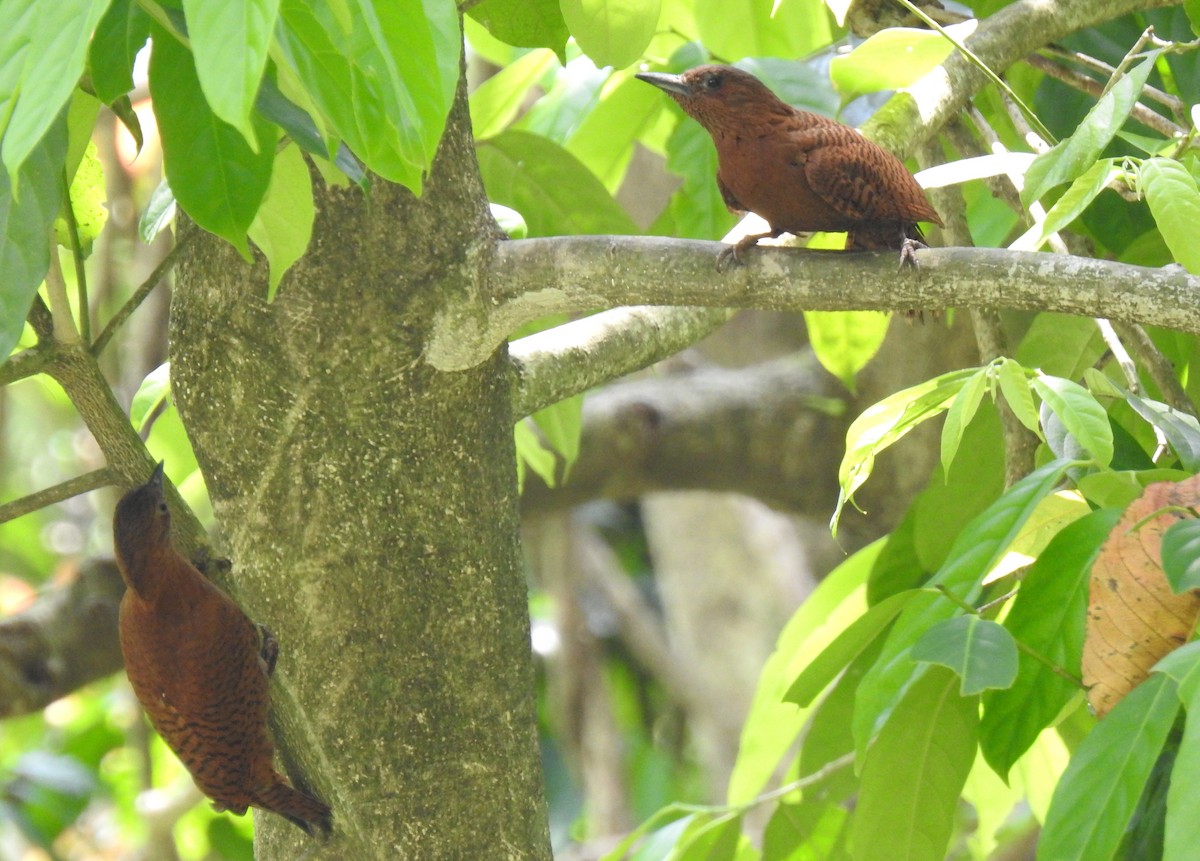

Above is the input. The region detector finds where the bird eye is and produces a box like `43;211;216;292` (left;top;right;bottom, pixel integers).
158;502;169;515
704;74;722;90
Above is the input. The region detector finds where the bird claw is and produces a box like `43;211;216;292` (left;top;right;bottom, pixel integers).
897;237;927;270
716;244;744;271
257;624;279;677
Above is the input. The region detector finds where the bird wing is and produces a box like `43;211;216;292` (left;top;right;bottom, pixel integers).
788;125;938;225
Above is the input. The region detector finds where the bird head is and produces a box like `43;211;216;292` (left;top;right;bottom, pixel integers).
635;65;788;135
113;462;174;570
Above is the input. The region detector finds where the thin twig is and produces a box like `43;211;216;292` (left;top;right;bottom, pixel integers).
0;468;116;525
1108;319;1196;417
93;237;189;357
1023;53;1185;140
1040;44;1187;120
1096;319;1139;393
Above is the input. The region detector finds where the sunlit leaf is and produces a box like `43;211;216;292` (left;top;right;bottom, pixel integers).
1140;157;1200;275
912;616;1018;695
248;142;314;301
1037;673;1178;861
560;0;660;69
804;311;889;394
1032;375;1113;466
830;23;973;99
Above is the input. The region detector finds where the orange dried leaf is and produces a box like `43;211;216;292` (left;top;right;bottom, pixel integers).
1083;478;1200;717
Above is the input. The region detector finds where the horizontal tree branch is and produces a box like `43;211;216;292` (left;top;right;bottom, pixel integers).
520;353;846;515
0;559;125;718
0;468;116;526
428;238;1200;371
510;305;733;419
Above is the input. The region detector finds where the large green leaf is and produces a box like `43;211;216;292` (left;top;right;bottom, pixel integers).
0;115;66;363
560;0;660;69
980;508;1121;780
912;616;1018;696
248;141;314;301
274;0;459;191
1022;54;1157;205
1166;658;1200;861
469;49;558;142
694;0;832;61
467;0;569;61
848;667;978;861
183;0;279;145
852;458;1075;756
784;589;921;707
1140;157;1200;275
0;0;110;180
830;24;967;100
476;130;638;236
664;117;737;240
726;540;880;804
1032;375;1113;466
1037;674;1179;861
149;26;275;256
833;368;976;534
803;311;888;395
939;366;988;475
88;0;151;103
566;72;663;193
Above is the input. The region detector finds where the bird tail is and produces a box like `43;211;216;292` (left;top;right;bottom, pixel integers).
253;780;333;838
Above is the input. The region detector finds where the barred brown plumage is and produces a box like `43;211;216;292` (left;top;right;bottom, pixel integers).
114;463;332;837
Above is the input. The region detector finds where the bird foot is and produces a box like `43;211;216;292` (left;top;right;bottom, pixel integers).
897;237;928;270
192;547;232;579
716;231;779;271
257;624;279;677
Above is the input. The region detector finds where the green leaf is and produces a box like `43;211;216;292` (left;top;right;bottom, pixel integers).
1186;0;1200;36
0;0;110;180
1025;158;1117;251
673;814;742;861
1125;392;1200;471
88;0;151;104
149;25;275;256
130;363;171;433
274;0;459;191
912;616;1018;696
0;115;67;363
848;667;978;861
248;142;313;301
1154;640;1200;705
1166;668;1200;861
785;589;922;707
1032;375;1113;466
764;802;848;861
467;0;569;62
139;178;176;243
1161;519;1200;595
727;540;880;804
694;0;833;62
1140;157;1200;275
469;49;557;142
1016;313;1106;380
567;72;664;193
664;117;737;240
490;203;527;238
1022;54;1158;205
254;74;366;186
560;0;660;69
514;419;557;489
1037;674;1179;861
829;24;965;100
476;130;639;236
531;393;582;479
803;311;888;394
54;141;107;255
853;458;1076;757
833;368;976;534
981;508;1122;780
996;358;1040;435
182;0;279;145
940;367;988;475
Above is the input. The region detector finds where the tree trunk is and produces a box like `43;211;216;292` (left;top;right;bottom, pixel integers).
168;75;551;860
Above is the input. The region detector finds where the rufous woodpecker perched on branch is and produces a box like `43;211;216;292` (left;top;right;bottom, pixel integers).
114;463;331;837
636;65;943;266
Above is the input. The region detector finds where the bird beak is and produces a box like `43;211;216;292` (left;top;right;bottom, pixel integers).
148;461;165;489
635;71;691;98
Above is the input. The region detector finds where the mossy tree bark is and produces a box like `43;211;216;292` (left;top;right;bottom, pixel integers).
168;79;550;859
